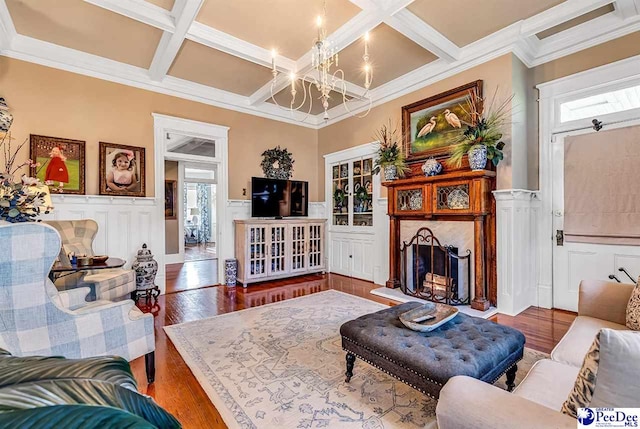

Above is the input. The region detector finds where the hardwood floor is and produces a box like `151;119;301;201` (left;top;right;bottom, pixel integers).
130;273;576;429
165;259;218;294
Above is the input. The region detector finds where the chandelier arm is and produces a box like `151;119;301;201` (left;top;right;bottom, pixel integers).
329;69;373;119
268;75;310;116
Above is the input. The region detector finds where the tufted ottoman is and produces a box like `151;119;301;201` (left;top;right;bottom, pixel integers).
340;302;525;399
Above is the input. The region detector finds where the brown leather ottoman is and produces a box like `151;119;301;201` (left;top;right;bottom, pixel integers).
340;302;525;399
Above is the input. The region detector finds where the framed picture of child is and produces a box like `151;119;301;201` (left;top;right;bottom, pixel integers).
29;134;86;194
98;142;145;197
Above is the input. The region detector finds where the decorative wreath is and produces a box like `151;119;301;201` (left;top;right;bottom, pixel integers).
261;146;294;180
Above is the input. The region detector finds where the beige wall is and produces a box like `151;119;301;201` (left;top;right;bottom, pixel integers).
164;160;179;254
532;31;640;85
0;57;319;200
317;54;516;194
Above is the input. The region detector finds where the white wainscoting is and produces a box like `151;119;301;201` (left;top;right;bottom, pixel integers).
42;194;165;292
494;190;541;315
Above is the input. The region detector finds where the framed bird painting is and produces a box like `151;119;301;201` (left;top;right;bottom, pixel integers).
402;80;483;164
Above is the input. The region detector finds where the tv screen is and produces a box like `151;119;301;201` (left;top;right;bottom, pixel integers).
289;180;308;217
251;177;289;217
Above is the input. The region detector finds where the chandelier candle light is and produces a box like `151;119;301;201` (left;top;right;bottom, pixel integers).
270;1;373;121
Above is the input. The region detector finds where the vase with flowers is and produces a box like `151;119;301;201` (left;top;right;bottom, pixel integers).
447;89;513;171
372;120;410;181
0;108;52;223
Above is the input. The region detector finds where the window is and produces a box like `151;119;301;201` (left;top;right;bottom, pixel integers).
560;83;640;123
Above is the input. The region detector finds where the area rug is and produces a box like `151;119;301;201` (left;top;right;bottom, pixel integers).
165;290;548;429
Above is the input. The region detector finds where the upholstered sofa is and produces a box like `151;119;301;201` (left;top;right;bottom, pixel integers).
436;280;634;429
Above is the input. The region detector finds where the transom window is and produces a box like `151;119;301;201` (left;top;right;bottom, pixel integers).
560;83;640;123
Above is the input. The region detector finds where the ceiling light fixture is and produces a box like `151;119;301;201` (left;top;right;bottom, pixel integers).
270;0;372;121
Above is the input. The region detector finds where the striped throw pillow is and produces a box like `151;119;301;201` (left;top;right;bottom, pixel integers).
561;332;600;418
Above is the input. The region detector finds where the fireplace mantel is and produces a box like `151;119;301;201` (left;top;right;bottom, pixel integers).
383;169;497;310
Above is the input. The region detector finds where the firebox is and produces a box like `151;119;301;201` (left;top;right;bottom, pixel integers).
400;227;471;305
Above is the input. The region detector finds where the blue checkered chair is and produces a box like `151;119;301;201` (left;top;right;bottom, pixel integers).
0;223;156;383
44;219;136;301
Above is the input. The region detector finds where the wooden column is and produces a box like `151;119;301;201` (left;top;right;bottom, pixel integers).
472;216;490;310
386;215;401;288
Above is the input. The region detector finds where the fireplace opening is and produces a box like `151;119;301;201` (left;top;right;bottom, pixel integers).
400;227;471;305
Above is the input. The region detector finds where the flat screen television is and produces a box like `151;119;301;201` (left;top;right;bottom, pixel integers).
251;177;308;218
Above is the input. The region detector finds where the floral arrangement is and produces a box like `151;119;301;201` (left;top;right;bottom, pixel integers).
372;120;410;177
0;131;52;223
447;89;513;168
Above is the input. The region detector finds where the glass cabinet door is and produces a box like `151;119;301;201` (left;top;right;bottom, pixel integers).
331;158;374;228
352;158;373;227
248;226;267;278
332;162;349;226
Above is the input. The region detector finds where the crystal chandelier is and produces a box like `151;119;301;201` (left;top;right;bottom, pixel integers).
270;1;372;121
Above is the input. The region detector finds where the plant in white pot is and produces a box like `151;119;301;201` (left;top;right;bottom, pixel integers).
447;89;513;171
372;121;410;181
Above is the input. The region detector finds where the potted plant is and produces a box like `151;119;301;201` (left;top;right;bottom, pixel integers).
448;89;513;170
0;121;52;223
372;121;410;181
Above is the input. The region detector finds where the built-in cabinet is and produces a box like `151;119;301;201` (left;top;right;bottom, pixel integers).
324;144;380;282
234;219;326;285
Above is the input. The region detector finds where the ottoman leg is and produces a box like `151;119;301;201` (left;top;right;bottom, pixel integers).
345;352;356;382
506;364;517;392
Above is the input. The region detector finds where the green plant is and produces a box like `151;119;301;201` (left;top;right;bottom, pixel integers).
447;89;513;168
372;120;410;177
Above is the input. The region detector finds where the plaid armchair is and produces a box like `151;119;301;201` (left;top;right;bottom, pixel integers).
44;219;135;301
0;223;156;383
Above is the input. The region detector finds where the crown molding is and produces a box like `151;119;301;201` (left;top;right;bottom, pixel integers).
3;34;322;129
83;0;175;32
530;12;640;66
2;0;639;130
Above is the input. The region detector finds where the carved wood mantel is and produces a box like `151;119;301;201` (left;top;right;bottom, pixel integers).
383;170;497;310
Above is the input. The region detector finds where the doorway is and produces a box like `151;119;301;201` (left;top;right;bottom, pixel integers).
184;166;217;262
154;114;229;294
551;120;640;311
539;71;640;311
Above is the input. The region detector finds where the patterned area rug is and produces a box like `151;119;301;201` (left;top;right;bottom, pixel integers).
165;290;548;429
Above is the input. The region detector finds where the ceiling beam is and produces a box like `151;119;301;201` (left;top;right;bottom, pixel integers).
148;0;203;82
83;0;175;32
520;0;615;37
186;22;297;72
0;0;16;51
614;0;640;18
384;9;460;62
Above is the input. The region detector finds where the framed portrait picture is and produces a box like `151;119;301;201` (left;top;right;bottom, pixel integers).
30;134;86;194
165;180;177;219
402;80;483;163
99;142;145;197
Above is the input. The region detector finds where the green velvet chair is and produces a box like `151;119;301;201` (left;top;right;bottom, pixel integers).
0;348;180;428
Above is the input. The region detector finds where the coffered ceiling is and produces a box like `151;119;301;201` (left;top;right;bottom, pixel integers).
0;0;639;129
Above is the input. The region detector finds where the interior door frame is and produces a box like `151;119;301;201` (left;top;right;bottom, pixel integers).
537;54;640;308
153;114;229;289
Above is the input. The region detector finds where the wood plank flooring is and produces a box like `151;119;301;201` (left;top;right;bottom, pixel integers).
130;273;576;429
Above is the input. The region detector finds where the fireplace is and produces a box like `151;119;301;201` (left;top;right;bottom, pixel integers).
400;227;471;305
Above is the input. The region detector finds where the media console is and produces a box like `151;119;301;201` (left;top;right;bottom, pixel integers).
234;218;326;285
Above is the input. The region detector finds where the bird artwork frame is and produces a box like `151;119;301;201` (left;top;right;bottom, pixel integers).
402;80;483;167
